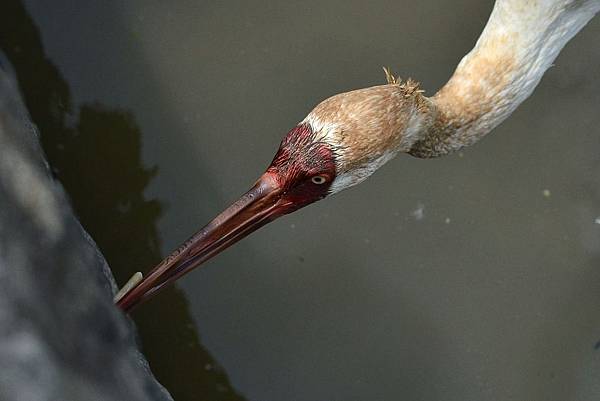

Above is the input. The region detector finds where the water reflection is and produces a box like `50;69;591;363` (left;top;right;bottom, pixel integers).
0;2;246;400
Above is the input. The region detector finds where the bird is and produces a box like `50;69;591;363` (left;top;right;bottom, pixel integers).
116;0;600;312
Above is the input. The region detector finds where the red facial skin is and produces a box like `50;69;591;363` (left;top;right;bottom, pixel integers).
268;124;337;210
116;124;336;312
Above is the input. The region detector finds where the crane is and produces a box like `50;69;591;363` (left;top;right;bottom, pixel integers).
116;0;600;312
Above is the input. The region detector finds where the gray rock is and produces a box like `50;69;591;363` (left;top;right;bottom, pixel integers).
0;55;173;401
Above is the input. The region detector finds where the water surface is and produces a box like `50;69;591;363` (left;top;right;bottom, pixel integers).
11;1;600;400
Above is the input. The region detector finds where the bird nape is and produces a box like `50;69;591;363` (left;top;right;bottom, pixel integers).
116;0;600;312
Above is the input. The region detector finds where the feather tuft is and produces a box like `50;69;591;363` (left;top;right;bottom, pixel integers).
382;66;401;84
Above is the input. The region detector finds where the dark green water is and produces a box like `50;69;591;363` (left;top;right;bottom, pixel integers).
4;1;600;400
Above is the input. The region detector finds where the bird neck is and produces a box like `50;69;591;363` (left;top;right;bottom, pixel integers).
408;0;600;158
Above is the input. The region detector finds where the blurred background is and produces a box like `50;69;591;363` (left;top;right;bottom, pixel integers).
2;1;600;400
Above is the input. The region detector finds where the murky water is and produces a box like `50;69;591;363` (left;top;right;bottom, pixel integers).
5;0;600;400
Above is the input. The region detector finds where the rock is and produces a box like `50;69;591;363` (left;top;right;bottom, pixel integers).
0;55;173;401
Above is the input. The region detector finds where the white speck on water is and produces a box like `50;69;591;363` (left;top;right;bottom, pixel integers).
594;217;600;225
542;189;551;198
444;217;451;224
411;203;425;220
290;223;296;229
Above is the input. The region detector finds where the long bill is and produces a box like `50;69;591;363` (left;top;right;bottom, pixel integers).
116;173;286;312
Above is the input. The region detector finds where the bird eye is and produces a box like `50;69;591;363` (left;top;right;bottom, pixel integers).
311;175;327;185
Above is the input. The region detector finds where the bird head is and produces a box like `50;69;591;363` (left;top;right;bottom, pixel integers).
117;84;426;311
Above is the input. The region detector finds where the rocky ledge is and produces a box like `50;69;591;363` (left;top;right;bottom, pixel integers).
0;55;172;401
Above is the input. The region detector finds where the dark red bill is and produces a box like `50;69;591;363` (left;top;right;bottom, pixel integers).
116;173;288;312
